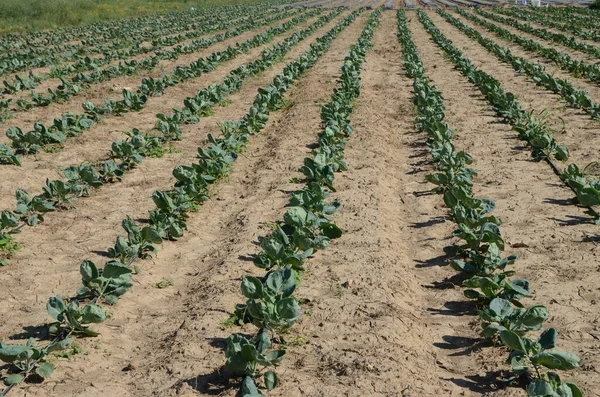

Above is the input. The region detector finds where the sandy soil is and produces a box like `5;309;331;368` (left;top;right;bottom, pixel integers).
487;8;600;49
1;7;599;397
0;11;325;207
410;11;600;395
428;11;600;180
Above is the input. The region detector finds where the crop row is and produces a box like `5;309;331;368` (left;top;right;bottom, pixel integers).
0;4;254;50
432;10;600;227
222;9;381;396
0;2;288;76
437;9;600;120
0;7;307;120
0;8;363;396
0;9;246;79
491;7;600;43
0;8;277;98
519;6;600;30
0;8;321;160
408;9;583;397
458;9;600;88
0;6;297;101
0;8;344;266
475;8;600;59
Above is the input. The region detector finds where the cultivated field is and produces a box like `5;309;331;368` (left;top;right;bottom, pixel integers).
0;2;599;397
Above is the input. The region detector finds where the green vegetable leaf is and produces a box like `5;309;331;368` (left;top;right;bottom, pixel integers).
4;374;23;385
35;361;55;378
241;277;263;299
531;350;580;370
81;303;107;324
264;371;279;390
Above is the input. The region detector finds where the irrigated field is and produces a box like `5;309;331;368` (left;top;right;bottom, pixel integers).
0;2;599;397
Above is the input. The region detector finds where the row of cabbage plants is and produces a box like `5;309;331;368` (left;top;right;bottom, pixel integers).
0;7;303;114
0;2;290;75
0;7;271;92
437;9;600;120
0;9;345;266
458;9;600;87
0;9;320;158
491;7;600;43
221;9;381;396
0;8;363;396
411;9;583;396
474;8;600;58
431;10;600;226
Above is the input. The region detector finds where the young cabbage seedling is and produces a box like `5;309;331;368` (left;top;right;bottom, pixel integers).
500;329;582;397
224;328;284;394
0;337;72;389
239;268;301;333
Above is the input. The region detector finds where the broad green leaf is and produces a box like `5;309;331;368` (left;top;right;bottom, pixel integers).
141;226;163;244
0;344;30;363
46;338;73;354
262;238;283;259
240;344;257;362
276;297;301;322
47;296;67;320
489;298;513;317
556;383;575;397
321;222;343;239
527;380;554;396
565;383;584;397
500;330;526;353
81;303;107;324
538;328;558;350
241;277;263;299
4;374;23;385
521;305;549;328
531;350;580;370
242;376;259;394
284;207;308;228
102;262;132;280
555;145;569;162
35;361;54;378
481;323;506;338
261;349;286;365
80;260;99;282
264;371;279;390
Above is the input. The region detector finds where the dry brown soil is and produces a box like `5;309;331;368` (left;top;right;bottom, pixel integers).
0;6;599;397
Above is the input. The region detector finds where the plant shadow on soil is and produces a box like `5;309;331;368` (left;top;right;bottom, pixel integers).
183;337;252;396
427;299;476;317
434;335;489;357
182;370;242;396
8;325;49;341
549;215;595;226
91;249;114;258
442;372;505;394
414;254;447;269
543;197;576;207
410;216;446;229
175;345;242;393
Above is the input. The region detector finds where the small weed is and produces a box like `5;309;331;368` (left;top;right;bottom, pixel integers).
54;345;83;359
0;236;22;266
155;279;174;289
285;334;308;346
147;143;181;158
331;283;345;298
43;145;62;153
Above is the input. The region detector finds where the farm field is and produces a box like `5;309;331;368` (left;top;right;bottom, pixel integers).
1;1;600;397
